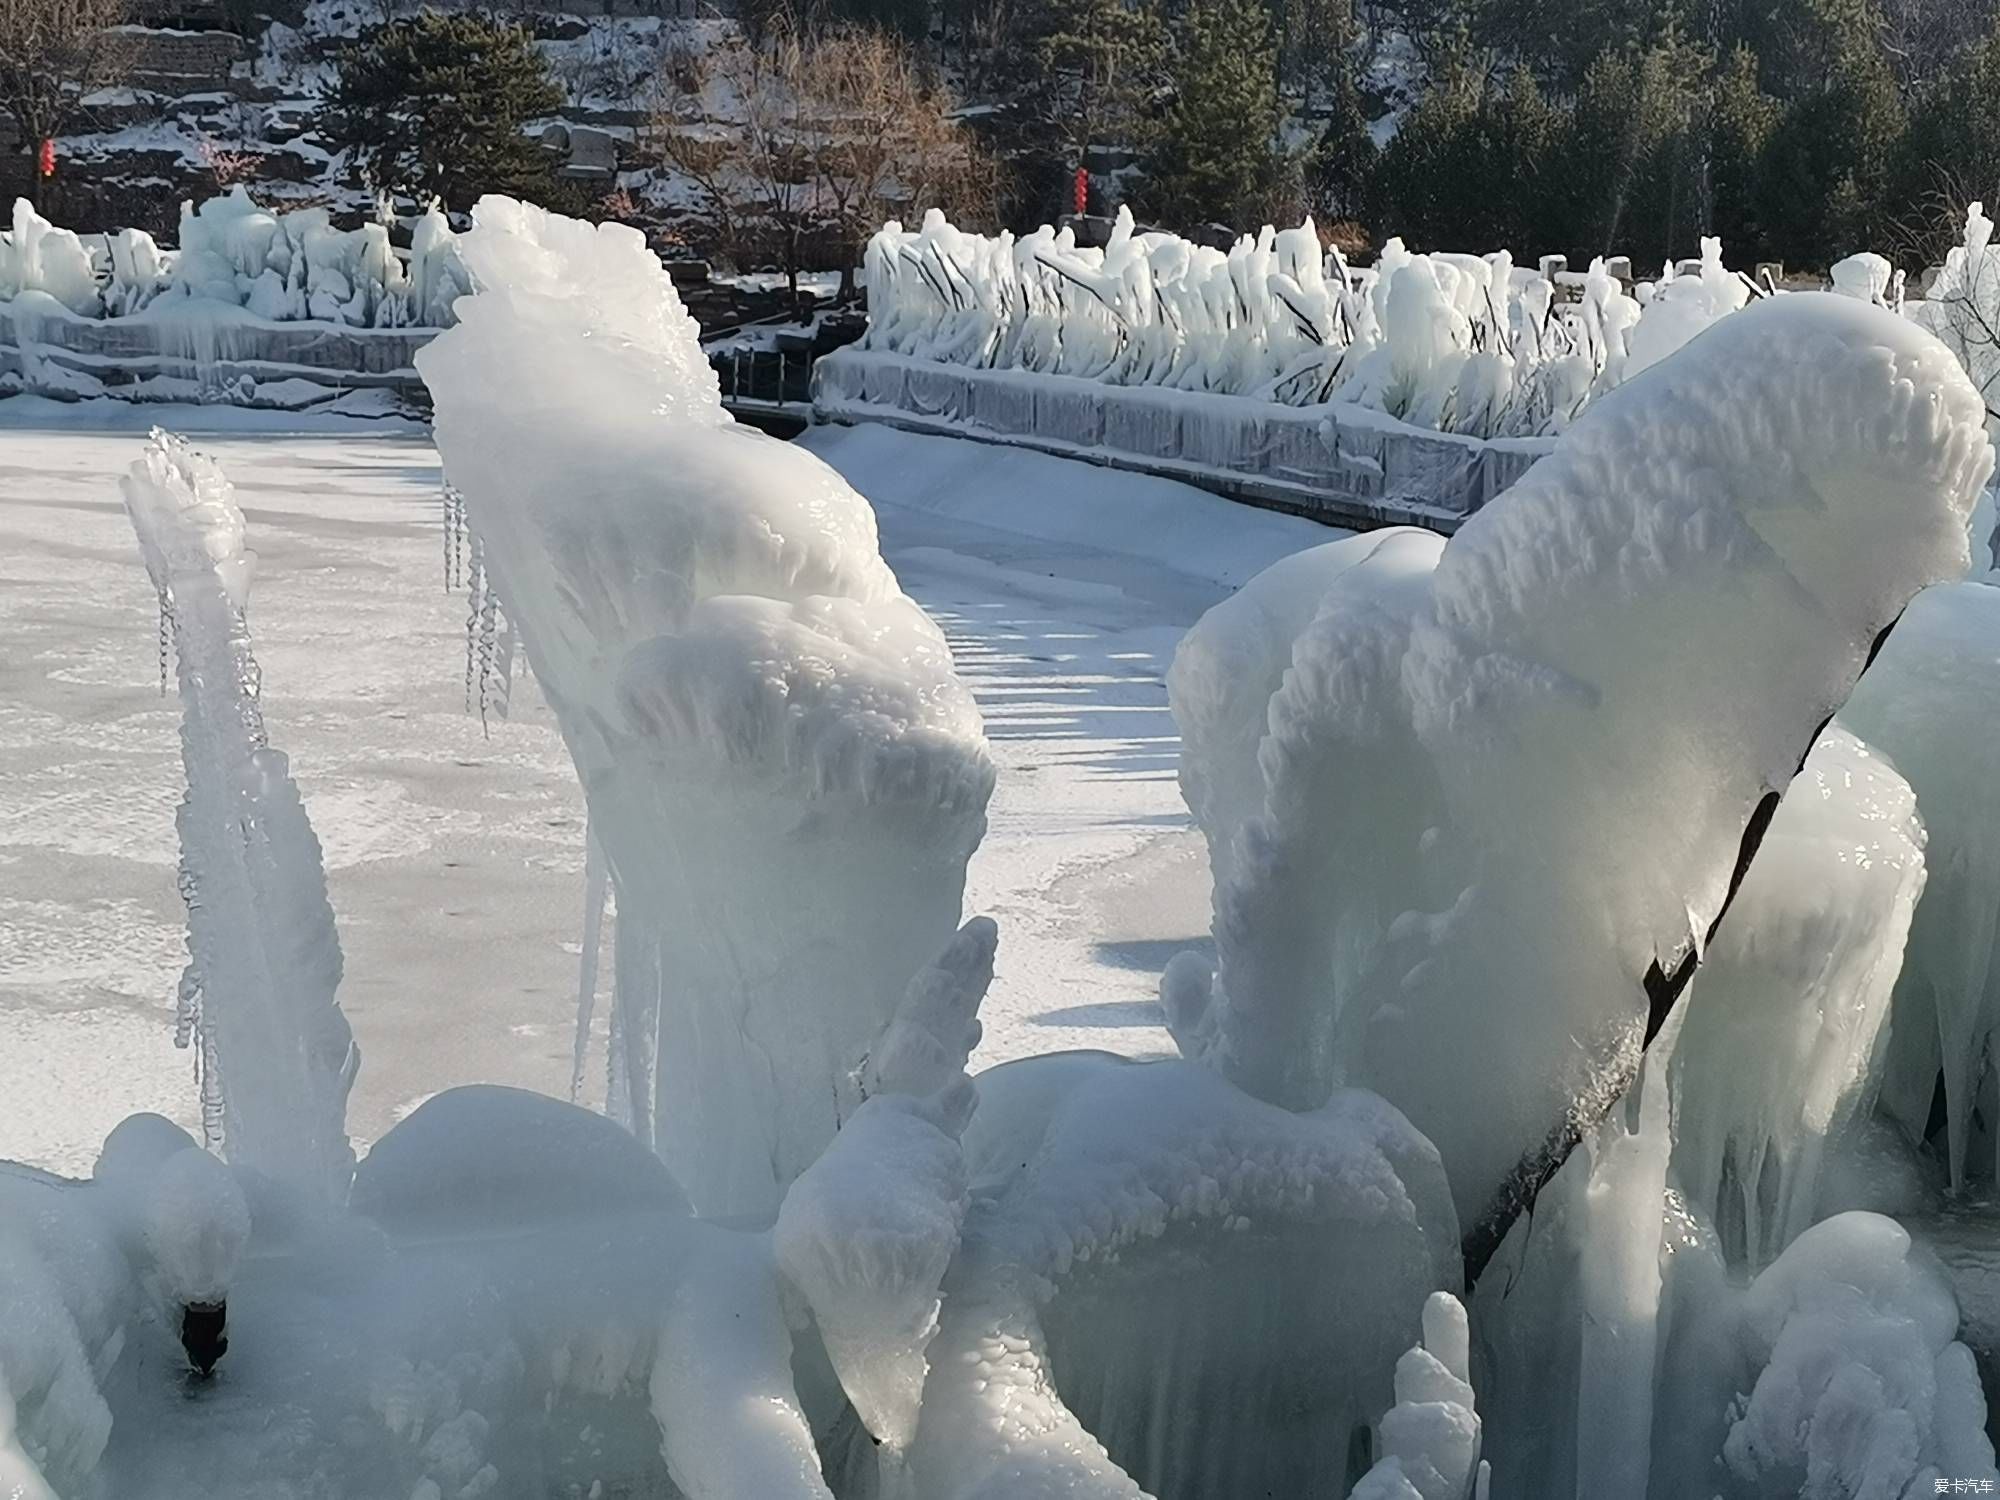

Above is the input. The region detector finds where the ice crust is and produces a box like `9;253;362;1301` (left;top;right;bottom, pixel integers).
1167;293;1992;1226
121;429;358;1201
417;197;996;1218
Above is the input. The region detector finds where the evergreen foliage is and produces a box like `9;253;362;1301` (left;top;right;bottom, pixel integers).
319;13;566;215
1138;0;1299;229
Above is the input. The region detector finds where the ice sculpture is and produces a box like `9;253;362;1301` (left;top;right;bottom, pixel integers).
121;430;358;1202
1165;294;1993;1260
1841;582;2000;1189
417;197;996;1219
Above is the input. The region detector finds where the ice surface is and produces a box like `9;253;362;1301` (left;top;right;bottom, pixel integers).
417;197;995;1218
350;1084;692;1234
120;430;358;1203
1166;294;1992;1239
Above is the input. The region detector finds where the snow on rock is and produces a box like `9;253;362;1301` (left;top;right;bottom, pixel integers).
0;1116;251;1496
1165;293;1992;1235
1722;1212;1998;1497
1347;1292;1490;1500
916;1054;1458;1499
350;1085;693;1236
417;196;994;1218
1841;582;2000;1191
122;429;359;1204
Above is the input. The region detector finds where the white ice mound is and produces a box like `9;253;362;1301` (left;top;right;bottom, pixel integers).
1722;1212;1999;1497
916;1055;1458;1500
1;1116;251;1497
121;431;358;1204
416;198;995;1218
1167;294;1993;1235
1841;581;2000;1190
351;1085;693;1235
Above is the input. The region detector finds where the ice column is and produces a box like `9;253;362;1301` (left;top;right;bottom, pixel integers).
416;199;994;1217
121;429;358;1203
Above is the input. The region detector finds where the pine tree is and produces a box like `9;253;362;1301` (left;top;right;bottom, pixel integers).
1310;65;1378;223
319;13;567;214
1894;13;2000;263
1751;0;1904;268
1139;0;1297;229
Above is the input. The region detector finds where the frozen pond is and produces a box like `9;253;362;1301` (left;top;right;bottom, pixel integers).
0;400;1330;1173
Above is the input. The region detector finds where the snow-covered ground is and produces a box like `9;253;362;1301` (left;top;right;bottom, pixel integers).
0;398;1332;1175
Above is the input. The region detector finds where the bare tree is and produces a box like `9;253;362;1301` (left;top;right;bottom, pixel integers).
650;17;997;303
0;0;130;188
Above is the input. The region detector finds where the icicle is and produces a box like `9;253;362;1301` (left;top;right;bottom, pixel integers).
464;543;485;715
441;482;465;591
476;586;510;734
173;960;202;1050
570;825;608;1105
156;586;173;695
197;1023;226;1153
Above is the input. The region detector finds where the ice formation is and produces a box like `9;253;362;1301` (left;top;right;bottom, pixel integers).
121;430;359;1203
1164;293;1992;1248
1915;201;2000;432
924;1054;1457;1499
0;1116;250;1496
863;209;1783;437
1841;582;2000;1190
416;197;996;1217
1346;1293;1489;1500
0;190;466;328
1722;1213;1997;1496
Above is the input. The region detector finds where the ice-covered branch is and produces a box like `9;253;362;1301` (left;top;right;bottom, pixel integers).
121;430;358;1203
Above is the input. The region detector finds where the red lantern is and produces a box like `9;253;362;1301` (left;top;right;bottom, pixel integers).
37;138;55;178
1073;165;1088;218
